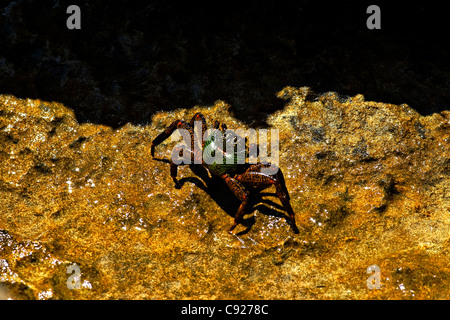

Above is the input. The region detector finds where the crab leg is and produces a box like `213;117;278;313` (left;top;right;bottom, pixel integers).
169;145;187;189
189;112;208;147
151;120;198;157
151;120;182;157
221;173;251;231
236;167;299;234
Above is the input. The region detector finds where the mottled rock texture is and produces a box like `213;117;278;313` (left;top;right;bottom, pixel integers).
1;89;449;299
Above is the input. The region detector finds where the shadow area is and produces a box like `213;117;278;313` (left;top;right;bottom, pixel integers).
172;163;296;235
1;1;448;129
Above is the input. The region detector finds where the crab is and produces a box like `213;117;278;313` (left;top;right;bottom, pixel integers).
151;112;299;234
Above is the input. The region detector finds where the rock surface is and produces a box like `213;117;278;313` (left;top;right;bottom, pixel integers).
0;89;449;299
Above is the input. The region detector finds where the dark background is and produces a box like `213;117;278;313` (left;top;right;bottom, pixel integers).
0;0;448;127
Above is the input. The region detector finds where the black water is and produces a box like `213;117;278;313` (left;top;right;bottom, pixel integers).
0;1;448;127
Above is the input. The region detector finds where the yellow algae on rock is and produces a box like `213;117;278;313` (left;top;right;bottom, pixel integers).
0;90;449;299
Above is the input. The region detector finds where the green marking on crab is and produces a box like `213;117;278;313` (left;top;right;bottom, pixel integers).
202;129;247;176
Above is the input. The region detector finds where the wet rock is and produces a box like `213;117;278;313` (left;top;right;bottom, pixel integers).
0;89;449;299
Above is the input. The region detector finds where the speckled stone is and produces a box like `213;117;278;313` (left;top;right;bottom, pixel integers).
0;89;449;299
